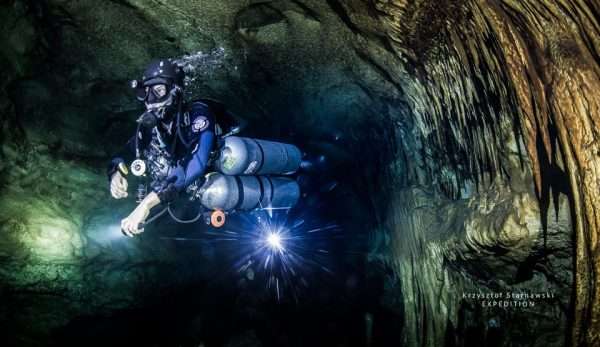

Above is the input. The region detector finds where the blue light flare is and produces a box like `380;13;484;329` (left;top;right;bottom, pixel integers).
159;202;342;301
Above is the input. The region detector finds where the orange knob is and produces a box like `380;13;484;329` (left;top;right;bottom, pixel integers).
210;210;226;228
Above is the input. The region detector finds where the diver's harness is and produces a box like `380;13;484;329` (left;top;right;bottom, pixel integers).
129;101;223;227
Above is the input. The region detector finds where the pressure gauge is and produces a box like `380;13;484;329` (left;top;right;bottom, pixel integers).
130;159;147;176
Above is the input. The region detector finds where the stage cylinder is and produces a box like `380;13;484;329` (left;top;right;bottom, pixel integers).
199;173;300;211
216;136;301;175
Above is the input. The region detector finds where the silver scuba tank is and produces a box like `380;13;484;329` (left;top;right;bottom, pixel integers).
215;136;302;175
198;173;300;211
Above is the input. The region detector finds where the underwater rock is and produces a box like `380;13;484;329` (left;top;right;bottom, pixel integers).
0;0;599;346
332;1;598;345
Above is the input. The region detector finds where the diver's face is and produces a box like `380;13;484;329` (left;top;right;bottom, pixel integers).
144;83;173;115
150;84;167;98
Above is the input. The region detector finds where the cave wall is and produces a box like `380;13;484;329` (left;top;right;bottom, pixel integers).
1;0;599;346
0;0;389;345
381;127;572;347
334;0;598;346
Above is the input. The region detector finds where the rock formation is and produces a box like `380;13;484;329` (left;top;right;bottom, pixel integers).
0;0;598;346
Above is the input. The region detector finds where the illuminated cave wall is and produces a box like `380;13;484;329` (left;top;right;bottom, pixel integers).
348;1;597;346
0;0;599;346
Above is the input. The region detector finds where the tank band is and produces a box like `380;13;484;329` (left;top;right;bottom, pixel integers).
251;138;266;174
256;176;265;209
234;176;244;210
266;176;275;204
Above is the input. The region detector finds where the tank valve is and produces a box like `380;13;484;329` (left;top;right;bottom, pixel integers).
210;210;226;228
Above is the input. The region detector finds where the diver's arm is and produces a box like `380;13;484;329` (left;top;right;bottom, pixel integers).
108;133;142;199
120;130;214;236
107;135;138;180
120;191;161;237
110;170;128;199
154;129;215;204
182;130;215;187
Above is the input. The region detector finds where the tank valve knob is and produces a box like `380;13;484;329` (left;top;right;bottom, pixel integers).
210;210;226;228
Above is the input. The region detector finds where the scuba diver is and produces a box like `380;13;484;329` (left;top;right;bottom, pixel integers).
108;59;302;237
108;59;215;236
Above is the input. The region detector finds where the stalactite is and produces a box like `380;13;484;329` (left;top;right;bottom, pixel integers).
353;0;600;345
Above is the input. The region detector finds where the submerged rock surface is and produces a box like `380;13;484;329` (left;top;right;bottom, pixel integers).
0;0;598;346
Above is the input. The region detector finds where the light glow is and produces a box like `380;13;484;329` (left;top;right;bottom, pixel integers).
266;232;283;251
160;203;342;301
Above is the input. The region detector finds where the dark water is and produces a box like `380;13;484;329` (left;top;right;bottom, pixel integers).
49;129;403;347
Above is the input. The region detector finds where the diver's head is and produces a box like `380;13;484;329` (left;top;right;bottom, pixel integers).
132;59;185;124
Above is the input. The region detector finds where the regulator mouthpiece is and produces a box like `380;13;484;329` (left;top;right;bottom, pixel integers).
137;110;159;129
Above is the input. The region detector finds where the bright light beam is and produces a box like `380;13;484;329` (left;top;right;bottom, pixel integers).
266;232;283;251
162;202;342;301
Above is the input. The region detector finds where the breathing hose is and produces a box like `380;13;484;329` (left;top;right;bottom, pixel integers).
167;205;204;224
134;121;142;158
139;204;204;230
143;206;169;226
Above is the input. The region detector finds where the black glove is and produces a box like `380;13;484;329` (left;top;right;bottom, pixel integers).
153;175;179;204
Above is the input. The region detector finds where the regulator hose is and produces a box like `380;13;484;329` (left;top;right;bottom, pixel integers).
167;205;204;224
134;121;142;158
138;203;204;229
142;206;169;226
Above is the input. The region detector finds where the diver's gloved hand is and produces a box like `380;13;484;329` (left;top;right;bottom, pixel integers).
121;191;161;237
152;174;181;204
110;171;128;199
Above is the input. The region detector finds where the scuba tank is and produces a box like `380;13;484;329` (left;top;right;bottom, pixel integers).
195;173;300;211
215;136;302;176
